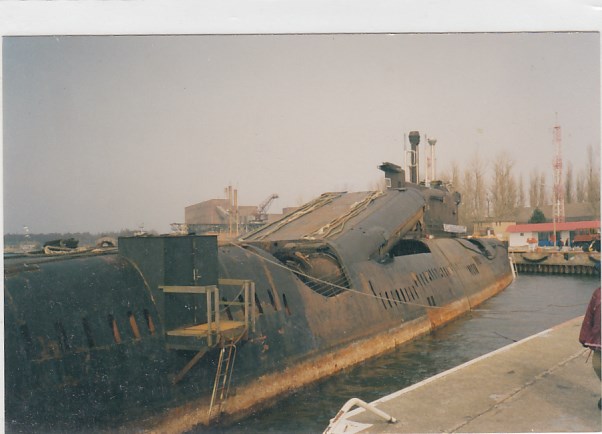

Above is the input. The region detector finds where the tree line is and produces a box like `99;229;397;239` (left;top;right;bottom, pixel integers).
440;144;600;226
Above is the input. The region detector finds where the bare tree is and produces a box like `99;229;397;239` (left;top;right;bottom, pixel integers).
490;152;517;220
565;161;574;204
459;170;473;225
529;170;539;208
439;161;462;187
474;153;487;223
459;152;487;226
450;161;462;192
538;172;547;207
576;171;586;202
517;173;526;208
586;144;601;217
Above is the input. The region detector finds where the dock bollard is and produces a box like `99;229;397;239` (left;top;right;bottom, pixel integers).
323;397;396;434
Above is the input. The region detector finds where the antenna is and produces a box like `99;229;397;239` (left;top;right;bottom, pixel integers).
427;137;437;184
552;122;565;226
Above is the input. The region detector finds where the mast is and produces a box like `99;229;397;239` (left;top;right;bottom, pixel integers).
552;122;565;246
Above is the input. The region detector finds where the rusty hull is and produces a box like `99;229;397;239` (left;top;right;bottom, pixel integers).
5;178;513;432
146;274;513;434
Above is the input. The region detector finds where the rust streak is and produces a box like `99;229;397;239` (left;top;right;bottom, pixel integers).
138;273;514;434
259;257;282;311
147;316;432;433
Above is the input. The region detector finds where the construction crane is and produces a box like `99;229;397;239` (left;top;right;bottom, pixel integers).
254;194;279;223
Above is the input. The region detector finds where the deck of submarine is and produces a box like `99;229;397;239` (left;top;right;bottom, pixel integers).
326;316;602;433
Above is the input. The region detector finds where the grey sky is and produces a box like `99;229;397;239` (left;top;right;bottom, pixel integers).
2;32;600;234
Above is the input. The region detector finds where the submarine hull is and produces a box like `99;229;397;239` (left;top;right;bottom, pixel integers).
5;166;513;432
4;234;512;432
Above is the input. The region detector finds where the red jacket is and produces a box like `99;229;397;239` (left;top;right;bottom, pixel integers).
579;287;601;350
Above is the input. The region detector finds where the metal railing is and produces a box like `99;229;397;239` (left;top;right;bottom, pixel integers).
160;279;256;347
323;398;396;434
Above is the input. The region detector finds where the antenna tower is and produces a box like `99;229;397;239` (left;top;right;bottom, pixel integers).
552;124;565;223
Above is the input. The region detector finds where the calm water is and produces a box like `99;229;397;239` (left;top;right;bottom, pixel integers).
196;274;600;434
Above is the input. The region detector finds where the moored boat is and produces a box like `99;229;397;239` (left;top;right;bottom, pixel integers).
4;150;513;433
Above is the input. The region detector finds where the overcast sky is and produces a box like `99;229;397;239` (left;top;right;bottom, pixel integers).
1;7;600;234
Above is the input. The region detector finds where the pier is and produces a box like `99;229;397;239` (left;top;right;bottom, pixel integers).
511;250;600;275
325;316;601;433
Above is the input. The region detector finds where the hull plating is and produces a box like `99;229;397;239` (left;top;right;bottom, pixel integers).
4;184;512;432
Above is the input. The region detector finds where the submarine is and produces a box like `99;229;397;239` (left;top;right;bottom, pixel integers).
4;132;513;433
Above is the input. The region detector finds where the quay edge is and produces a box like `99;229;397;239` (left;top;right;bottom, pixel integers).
510;250;600;275
325;316;601;434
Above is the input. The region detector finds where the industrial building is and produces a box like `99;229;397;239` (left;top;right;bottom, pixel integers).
184;189;296;236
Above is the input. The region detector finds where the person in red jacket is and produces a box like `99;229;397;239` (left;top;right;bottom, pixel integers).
579;286;601;409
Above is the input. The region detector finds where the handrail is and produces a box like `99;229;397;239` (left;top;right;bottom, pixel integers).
218;279;256;334
323;398;396;434
160;280;256;347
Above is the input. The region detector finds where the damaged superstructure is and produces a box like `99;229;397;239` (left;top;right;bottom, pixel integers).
4;133;513;433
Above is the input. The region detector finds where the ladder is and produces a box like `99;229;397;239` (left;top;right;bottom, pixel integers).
208;342;237;419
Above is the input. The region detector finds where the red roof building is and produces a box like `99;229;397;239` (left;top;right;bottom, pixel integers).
506;220;600;248
506;220;601;233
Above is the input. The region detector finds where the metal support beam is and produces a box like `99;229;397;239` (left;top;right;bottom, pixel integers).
251;281;256;333
206;288;213;347
159;285;217;294
244;281;249;337
172;347;209;384
214;285;220;344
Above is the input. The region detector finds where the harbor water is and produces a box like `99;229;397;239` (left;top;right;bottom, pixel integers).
195;274;599;434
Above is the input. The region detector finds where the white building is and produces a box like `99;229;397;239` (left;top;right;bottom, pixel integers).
506;220;600;249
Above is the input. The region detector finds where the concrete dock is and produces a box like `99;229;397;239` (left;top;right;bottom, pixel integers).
510;250;600;275
326;316;601;433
